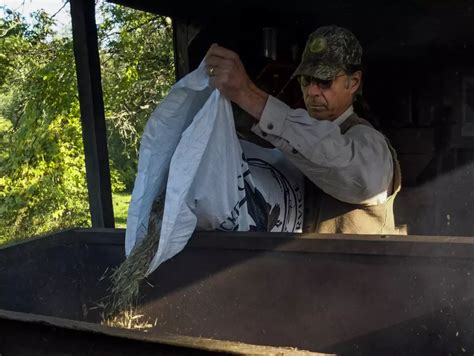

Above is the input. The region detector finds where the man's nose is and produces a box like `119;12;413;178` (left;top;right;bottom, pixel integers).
307;82;323;96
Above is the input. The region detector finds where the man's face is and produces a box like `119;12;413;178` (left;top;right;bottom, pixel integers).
300;71;362;121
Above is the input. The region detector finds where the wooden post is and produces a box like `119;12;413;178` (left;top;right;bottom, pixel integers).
173;18;201;80
173;19;191;80
70;0;115;228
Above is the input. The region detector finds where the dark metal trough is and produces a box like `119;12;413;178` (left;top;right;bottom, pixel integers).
1;229;474;355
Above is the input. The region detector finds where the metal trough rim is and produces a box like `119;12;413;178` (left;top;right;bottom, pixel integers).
4;228;474;259
0;309;326;355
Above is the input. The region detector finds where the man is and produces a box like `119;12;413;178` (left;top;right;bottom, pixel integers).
205;25;402;234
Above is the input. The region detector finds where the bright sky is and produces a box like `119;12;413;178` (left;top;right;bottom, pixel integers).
2;0;74;30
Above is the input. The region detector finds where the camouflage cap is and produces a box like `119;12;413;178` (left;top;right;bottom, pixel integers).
293;25;363;80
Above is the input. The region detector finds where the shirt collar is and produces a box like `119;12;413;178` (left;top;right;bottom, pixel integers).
333;106;354;126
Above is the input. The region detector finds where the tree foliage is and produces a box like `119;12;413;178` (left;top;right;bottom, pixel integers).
99;3;175;189
0;3;175;242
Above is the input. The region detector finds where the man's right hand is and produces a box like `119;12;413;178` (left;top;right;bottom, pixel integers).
204;44;269;121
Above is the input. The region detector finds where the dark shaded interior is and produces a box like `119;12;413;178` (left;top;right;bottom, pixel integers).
107;0;474;236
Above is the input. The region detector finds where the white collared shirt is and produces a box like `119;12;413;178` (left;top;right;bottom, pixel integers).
332;105;354;126
251;96;393;205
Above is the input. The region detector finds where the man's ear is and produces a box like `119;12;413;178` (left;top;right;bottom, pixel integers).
349;71;362;94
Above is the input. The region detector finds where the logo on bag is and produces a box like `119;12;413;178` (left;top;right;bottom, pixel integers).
219;155;303;232
245;180;281;232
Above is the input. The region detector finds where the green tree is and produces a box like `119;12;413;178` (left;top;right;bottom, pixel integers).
0;6;90;242
0;4;175;242
99;3;175;190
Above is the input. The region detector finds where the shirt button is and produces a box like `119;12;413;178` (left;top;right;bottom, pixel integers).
292;148;298;154
267;123;274;130
261;132;268;137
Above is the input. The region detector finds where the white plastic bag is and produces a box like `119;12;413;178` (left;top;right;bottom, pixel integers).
126;62;304;275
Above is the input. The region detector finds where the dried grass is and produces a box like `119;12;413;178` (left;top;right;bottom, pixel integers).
102;307;158;331
100;196;164;329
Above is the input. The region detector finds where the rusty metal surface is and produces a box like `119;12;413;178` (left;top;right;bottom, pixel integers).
1;229;474;355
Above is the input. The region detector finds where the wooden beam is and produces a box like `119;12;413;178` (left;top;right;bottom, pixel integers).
70;0;115;228
172;18;201;80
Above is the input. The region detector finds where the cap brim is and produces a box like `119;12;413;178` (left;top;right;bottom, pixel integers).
292;62;340;80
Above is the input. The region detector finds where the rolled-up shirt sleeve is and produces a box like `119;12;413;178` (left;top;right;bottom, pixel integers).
251;95;393;205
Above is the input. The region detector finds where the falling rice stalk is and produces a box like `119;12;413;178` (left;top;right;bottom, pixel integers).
101;196;164;329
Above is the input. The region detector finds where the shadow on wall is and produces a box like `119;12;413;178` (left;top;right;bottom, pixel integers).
395;158;474;236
